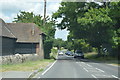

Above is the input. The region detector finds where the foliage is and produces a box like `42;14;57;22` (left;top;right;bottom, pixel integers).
53;38;66;49
44;39;54;59
52;2;119;57
66;39;92;52
50;48;58;59
77;7;114;55
13;11;55;37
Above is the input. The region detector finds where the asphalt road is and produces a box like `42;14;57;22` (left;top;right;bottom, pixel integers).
35;54;119;79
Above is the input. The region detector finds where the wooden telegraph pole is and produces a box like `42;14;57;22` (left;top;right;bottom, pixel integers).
43;0;46;25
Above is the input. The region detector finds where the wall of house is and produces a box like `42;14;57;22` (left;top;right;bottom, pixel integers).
2;37;16;56
0;37;2;56
0;54;41;64
39;35;44;59
15;43;37;54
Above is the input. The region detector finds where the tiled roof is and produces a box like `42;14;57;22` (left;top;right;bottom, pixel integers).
7;23;42;43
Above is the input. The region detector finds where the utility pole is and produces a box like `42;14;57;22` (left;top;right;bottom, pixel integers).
43;0;46;25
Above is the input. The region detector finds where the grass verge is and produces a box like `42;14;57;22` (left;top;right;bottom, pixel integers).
84;52;120;66
0;59;55;72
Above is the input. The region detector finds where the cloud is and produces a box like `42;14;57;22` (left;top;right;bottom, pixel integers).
0;0;69;40
1;1;40;15
0;0;62;2
0;13;10;22
0;1;40;22
0;0;61;22
55;28;69;41
46;2;60;17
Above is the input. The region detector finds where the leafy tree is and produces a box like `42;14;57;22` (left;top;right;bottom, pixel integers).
53;2;119;57
13;11;55;38
108;2;120;57
77;7;114;56
53;38;66;49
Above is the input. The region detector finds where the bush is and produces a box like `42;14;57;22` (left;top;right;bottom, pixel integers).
50;48;58;59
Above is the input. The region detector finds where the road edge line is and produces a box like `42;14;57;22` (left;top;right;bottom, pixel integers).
41;60;57;75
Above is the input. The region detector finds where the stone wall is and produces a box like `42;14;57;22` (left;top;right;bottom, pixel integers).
0;54;41;64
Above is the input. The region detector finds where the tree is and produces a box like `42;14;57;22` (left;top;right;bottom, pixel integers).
108;2;120;57
77;7;114;56
52;2;119;57
13;11;55;38
53;38;66;49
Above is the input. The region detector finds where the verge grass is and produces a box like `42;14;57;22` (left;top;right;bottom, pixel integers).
0;59;55;72
84;52;120;66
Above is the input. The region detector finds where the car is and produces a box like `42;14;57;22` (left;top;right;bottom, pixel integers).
65;51;70;55
58;52;64;56
74;50;84;58
69;52;74;56
65;51;74;56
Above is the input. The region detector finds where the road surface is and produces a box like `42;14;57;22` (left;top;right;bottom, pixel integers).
35;54;119;79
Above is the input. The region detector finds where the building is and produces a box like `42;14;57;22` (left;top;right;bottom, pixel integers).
0;18;17;56
0;18;44;59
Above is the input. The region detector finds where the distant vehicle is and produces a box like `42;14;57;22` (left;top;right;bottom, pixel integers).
58;52;64;56
65;51;74;56
74;50;84;58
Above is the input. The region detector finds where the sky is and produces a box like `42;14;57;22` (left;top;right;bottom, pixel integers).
0;0;69;41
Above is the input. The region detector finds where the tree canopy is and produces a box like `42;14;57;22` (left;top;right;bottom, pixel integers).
52;2;119;57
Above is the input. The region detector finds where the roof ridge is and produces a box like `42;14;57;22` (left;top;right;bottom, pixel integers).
0;18;16;38
4;24;16;38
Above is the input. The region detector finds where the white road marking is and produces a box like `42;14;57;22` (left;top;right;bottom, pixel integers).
37;76;41;79
42;60;57;75
83;68;89;72
84;67;96;70
86;64;92;67
81;62;85;64
88;70;102;72
79;64;82;66
112;75;118;78
91;74;99;80
91;74;97;78
95;68;104;72
95;74;112;78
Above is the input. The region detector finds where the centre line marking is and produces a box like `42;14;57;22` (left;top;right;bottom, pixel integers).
86;64;92;67
83;68;89;72
42;60;57;75
95;68;104;72
81;62;85;64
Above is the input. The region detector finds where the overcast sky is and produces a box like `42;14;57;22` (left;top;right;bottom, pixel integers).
0;0;69;40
